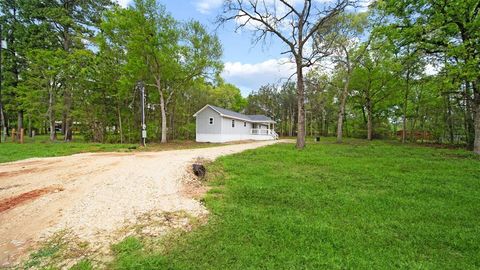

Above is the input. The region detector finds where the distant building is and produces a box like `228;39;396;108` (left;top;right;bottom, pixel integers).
193;104;278;143
396;130;432;141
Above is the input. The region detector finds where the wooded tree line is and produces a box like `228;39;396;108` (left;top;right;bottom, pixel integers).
0;0;245;144
242;0;479;153
1;0;479;154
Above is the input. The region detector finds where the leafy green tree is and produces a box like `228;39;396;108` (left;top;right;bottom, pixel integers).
378;0;480;152
315;12;370;142
219;0;354;149
350;42;399;140
101;0;221;143
21;0;113;141
21;49;68;141
0;0;29;139
208;81;246;112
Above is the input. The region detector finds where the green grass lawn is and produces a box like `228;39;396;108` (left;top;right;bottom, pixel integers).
111;139;480;269
0;135;135;163
0;135;221;164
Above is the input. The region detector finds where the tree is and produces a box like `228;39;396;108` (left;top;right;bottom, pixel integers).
350;47;397;140
394;46;424;143
219;0;354;149
315;12;370;142
23;0;113;141
0;0;28;140
378;0;480;153
246;82;298;137
305;70;335;137
21;49;68;141
208;80;247;112
102;0;222;143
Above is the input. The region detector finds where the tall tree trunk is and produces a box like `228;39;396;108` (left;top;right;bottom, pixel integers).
48;86;56;141
473;80;480;154
446;94;454;144
62;26;73;142
63;90;73;141
170;100;176;141
28;116;32;137
158;85;167;143
402;70;410;143
474;101;480;154
464;81;475;149
344;111;349;137
290;109;294;136
64;119;73;141
336;73;351;143
410;117;418;142
295;56;305;149
0;102;5;143
160;94;167;143
324;120;328;136
17;110;23;139
324;112;328;136
117;103;124;144
366;98;373;141
410;101;420;142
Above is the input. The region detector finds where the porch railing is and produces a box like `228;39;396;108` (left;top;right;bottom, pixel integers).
250;129;279;139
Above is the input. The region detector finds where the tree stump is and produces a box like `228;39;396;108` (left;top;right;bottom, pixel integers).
192;164;206;178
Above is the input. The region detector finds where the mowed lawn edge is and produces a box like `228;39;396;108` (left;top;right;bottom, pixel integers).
110;139;480;269
0;137;223;164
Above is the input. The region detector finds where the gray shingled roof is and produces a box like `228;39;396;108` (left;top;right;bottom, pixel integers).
206;105;275;123
249;115;274;122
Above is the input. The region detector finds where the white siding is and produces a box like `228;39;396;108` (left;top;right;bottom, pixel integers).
195;107;275;143
196;133;274;143
220;117;252;136
196;107;221;134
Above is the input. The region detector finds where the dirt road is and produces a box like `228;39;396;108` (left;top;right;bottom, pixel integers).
0;140;281;266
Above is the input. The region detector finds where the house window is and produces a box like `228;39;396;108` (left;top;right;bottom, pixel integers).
244;122;246;127
209;117;214;125
232;120;235;127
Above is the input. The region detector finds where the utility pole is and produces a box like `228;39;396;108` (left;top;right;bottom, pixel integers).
137;81;146;147
0;24;6;143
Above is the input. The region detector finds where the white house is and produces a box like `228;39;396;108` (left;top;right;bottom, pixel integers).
193;104;278;143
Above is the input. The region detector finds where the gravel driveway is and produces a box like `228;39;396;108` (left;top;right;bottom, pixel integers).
0;140;282;266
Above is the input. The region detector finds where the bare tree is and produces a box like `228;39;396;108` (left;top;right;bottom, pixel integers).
218;0;354;149
321;13;370;143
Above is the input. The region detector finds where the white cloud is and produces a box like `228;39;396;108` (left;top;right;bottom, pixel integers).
347;0;374;12
222;58;297;95
194;0;223;14
115;0;131;8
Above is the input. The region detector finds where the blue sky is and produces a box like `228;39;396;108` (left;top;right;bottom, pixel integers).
115;0;298;95
114;1;440;96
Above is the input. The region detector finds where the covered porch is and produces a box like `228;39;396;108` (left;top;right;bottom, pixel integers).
250;122;278;139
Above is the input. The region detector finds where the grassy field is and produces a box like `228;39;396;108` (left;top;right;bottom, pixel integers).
109;139;480;269
0;135;221;163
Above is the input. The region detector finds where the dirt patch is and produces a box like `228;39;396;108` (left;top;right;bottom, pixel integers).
181;170;210;200
0;184;22;191
88;152;132;157
0;160;59;168
0;167;51;179
0;185;64;213
181;158;212;199
0;140;284;267
20;210;204;269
